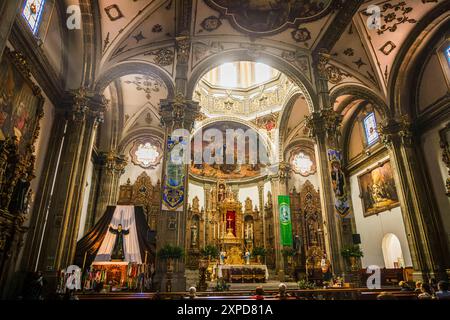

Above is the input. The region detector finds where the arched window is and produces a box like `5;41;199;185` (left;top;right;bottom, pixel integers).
382;233;404;268
446;45;450;67
219;63;238;87
363;112;379;146
22;0;46;34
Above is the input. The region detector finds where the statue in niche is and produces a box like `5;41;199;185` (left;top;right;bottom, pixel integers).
218;183;226;202
245;197;253;212
191;223;198;248
192;196;200;212
245;220;254;240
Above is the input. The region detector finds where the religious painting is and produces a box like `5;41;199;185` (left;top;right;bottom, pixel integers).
204;0;333;35
328;149;350;217
358;160;400;217
0;48;44;155
189;121;268;179
439;123;450;196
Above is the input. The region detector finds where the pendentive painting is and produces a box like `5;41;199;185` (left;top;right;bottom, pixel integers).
204;0;333;35
0;48;43;155
358;160;400;217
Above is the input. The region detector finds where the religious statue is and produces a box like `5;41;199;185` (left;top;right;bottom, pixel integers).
244;250;251;265
109;224;129;261
321;254;332;281
190;224;198;247
220;250;227;265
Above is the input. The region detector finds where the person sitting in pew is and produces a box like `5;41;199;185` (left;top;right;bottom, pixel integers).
417;283;433;300
398;281;413;291
274;283;291;299
435;281;450;300
252;286;265;300
414;281;422;293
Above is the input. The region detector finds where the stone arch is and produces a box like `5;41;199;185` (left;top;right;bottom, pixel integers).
94;61;175;98
187;49;318;112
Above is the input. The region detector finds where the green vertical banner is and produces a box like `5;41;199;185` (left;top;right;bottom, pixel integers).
278;195;293;246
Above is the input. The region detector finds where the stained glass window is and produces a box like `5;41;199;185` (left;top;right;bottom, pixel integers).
134;142;160;167
22;0;46;34
363;112;379;146
292;152;314;176
446;46;450;67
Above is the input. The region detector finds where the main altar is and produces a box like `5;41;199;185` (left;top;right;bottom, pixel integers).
186;181;269;282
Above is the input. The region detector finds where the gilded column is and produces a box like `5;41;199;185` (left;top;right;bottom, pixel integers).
379;118;450;280
257;181;266;249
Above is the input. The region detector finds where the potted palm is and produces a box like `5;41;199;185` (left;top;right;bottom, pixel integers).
341;245;364;271
157;244;184;292
252;247;267;264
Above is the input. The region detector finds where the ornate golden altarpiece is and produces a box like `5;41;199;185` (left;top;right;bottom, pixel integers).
186;181;262;269
290;181;326;275
117;172;161;230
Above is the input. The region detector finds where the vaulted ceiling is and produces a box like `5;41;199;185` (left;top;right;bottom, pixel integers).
80;0;448;153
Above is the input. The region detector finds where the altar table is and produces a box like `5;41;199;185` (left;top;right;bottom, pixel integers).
214;264;269;283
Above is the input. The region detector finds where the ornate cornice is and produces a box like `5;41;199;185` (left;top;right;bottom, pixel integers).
378;117;413;149
305;109;343;147
160;93;200;131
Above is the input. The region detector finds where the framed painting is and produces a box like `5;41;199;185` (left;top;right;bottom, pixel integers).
358;160;399;217
0;48;44;155
439;122;450;196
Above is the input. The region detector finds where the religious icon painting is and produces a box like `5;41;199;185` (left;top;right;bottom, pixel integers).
0;48;44;155
328;149;351;217
357;160;400;217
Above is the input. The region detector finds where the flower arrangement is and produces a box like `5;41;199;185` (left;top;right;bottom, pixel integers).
157;244;184;260
298;279;316;290
251;247;267;258
340;245;364;258
200;245;219;260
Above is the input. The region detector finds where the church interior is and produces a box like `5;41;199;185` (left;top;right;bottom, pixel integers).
0;0;450;301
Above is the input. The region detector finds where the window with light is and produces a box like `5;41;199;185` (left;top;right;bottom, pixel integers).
446;46;450;67
363;112;379;146
219;63;238;87
135;142;160;168
292;152;314;176
22;0;46;34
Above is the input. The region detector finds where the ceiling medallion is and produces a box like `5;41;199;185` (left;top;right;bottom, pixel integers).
200;16;222;32
204;0;334;36
291;27;311;43
124;75;164;100
130;139;163;169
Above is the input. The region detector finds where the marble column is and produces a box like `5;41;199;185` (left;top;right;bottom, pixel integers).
0;1;21;57
155;94;200;292
305;110;346;275
34;89;105;276
379;118;450;280
269;162;290;281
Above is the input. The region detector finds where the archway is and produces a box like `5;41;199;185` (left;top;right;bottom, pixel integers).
382;233;404;268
